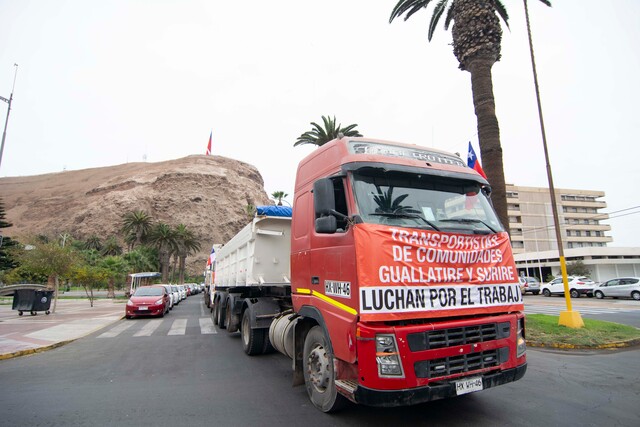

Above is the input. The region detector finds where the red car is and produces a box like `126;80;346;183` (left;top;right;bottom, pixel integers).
125;285;170;319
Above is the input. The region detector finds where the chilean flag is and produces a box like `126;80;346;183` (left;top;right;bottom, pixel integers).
205;131;212;155
467;142;487;179
206;245;216;268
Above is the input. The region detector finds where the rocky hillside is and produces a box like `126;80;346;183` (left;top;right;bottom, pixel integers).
0;155;272;275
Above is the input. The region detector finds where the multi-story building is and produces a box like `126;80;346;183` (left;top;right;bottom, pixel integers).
506;185;613;255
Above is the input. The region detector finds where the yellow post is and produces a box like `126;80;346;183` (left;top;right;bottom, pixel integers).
557;256;584;328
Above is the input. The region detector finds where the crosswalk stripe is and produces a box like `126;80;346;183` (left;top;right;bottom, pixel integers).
98;322;134;338
133;318;163;337
199;317;216;335
168;319;187;335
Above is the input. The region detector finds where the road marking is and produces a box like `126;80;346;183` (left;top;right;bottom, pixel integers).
98;322;134;338
133;319;163;337
168;319;187;335
199;317;216;334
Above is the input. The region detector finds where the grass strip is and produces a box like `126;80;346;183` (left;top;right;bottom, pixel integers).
526;314;640;348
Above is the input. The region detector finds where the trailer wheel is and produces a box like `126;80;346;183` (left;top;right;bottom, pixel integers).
241;309;264;355
303;326;347;412
212;299;219;325
217;297;227;329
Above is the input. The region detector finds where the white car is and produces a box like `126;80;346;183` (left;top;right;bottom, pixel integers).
541;276;596;298
158;284;175;310
593;277;640;300
178;285;187;300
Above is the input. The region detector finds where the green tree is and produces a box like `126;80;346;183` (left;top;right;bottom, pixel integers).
100;255;128;298
121;210;153;249
389;0;551;233
294;115;362;147
101;236;123;256
147;223;177;283
566;260;590;277
15;240;78;313
83;235;103;252
70;263;108;307
174;224;201;285
271;191;289;206
0;198;19;272
123;247;158;274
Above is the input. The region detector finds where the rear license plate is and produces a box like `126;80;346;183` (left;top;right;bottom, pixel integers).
455;377;483;395
138;306;148;311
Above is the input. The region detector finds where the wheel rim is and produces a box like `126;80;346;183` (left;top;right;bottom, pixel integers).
307;344;331;393
596;291;603;299
633;292;640;301
242;314;250;346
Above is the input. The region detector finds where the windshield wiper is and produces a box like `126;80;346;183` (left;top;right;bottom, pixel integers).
439;218;498;233
371;212;440;231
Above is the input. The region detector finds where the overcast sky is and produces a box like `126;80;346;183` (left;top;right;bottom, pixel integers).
1;0;638;247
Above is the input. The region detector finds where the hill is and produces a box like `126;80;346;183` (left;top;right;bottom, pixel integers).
0;155;272;275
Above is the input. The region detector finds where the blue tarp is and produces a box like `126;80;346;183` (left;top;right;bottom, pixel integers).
256;205;292;217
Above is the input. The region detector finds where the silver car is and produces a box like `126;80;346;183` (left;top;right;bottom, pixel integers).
593;277;640;300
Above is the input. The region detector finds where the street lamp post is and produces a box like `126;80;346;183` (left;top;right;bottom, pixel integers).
0;63;19;171
524;1;583;328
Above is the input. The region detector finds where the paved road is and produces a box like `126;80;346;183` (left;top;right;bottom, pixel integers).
0;296;638;426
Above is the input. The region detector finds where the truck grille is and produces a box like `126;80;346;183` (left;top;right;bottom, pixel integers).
414;349;501;378
407;322;509;352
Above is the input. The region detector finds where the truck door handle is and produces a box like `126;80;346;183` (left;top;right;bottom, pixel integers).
311;276;320;285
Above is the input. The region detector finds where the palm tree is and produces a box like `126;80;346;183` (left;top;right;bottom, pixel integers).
389;0;551;233
83;235;103;252
271;191;289;206
120;210;153;249
147;222;177;283
123;247;158;273
100;255;128;298
101;236;123;256
174;224;201;284
294;115;362;147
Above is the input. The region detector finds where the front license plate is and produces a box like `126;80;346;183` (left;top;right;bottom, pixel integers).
455;377;483;396
138;306;148;311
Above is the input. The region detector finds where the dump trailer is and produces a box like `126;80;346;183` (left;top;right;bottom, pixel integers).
212;137;526;412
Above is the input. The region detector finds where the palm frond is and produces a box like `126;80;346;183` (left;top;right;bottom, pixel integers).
428;0;449;41
493;0;510;29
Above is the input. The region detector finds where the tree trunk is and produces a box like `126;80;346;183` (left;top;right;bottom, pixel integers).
50;275;59;314
107;278;115;298
466;58;510;234
178;256;186;284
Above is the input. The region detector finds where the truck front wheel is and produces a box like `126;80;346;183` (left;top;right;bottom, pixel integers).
303;326;346;412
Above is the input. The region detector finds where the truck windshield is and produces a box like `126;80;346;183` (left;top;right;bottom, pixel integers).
351;170;504;234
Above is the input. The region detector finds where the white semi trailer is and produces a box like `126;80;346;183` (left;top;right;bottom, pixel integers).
211;206;294;356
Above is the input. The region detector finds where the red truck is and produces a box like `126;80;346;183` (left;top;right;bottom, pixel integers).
210;137;526;412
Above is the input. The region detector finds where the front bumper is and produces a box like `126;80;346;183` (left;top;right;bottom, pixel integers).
352;364;527;407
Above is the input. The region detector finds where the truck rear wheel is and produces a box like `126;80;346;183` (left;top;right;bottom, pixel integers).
241;309;265;355
217;296;227;329
303;326;346;412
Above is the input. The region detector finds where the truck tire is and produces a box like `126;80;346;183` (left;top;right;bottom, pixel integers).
212;298;219;325
241;309;265;355
217;296;227;329
302;326;347;413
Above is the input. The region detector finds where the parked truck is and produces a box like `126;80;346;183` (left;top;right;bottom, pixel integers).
210;137;526;412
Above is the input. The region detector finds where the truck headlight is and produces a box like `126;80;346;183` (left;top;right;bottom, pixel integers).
516;318;526;358
375;334;404;378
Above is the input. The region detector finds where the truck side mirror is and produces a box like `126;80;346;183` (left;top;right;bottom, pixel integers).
313;178;337;234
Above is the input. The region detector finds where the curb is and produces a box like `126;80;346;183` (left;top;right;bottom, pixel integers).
527;337;640;350
0;313;125;361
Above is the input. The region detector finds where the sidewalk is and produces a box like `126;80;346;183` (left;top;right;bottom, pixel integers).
0;298;124;360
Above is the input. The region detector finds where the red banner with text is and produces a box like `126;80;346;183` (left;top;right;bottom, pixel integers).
353;223;524;321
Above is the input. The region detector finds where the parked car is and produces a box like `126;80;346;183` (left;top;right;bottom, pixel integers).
593;277;640;300
541;276;596;298
178;285;187;300
158;284;176;310
170;285;180;305
125;285;170;319
519;276;541;295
